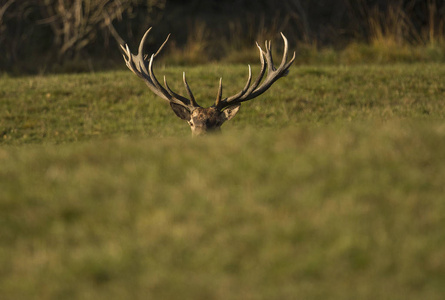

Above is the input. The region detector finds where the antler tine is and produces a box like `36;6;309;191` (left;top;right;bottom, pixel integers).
285;48;297;71
222;64;252;106
246;43;267;94
120;44;128;59
138;28;152;59
280;32;289;67
217;33;295;110
147;54;191;106
146;54;174;100
121;44;135;71
278;32;296;74
153;33;171;58
264;40;275;72
215;78;223;108
183;72;200;107
163;75;184;100
143;33;170;61
163;76;175;97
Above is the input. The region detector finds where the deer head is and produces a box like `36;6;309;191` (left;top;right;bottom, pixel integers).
120;28;295;136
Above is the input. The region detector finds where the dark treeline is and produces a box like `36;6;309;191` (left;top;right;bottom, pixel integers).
0;0;444;72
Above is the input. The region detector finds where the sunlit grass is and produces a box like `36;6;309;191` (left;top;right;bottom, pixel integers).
2;63;444;144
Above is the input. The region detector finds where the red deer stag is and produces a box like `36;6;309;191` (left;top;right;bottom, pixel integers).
120;28;295;136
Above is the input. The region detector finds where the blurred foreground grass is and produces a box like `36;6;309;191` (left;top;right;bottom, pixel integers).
1;63;445;299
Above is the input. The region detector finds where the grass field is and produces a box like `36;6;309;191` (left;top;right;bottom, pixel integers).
1;63;445;299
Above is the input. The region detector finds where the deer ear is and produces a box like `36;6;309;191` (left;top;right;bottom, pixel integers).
220;105;240;121
170;103;191;121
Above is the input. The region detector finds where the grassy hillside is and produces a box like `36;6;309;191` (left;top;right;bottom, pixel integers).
1;63;445;299
2;63;444;144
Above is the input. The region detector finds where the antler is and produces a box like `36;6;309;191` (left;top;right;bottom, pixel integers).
120;28;201;111
215;33;296;111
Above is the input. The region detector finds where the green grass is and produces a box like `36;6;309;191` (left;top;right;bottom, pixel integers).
1;63;445;299
2;63;445;144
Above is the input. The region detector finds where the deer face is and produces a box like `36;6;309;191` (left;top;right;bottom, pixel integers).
170;104;240;136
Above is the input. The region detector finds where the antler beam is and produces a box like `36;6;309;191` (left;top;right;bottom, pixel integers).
120;28;200;111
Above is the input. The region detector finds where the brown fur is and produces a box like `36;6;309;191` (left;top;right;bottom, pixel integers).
186;106;240;136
